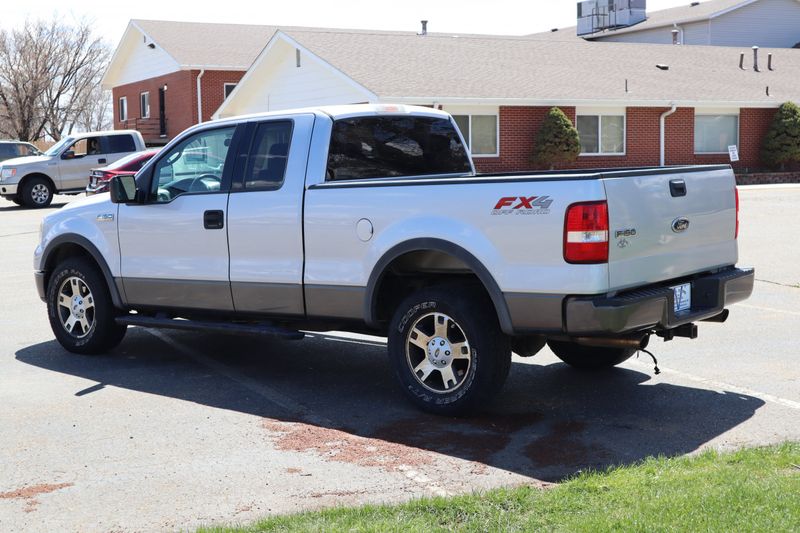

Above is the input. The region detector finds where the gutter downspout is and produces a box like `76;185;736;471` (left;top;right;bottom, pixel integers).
660;103;677;166
196;69;206;124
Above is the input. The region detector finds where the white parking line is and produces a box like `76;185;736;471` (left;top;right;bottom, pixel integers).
144;328;453;497
629;359;800;411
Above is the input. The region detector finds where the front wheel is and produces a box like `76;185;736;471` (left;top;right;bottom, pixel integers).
547;340;635;370
46;258;127;354
388;286;511;416
22;177;53;208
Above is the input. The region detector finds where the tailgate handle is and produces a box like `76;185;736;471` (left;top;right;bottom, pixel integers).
670;179;687;197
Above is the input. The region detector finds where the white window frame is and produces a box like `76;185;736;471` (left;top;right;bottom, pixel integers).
140;92;150;119
576;108;627;156
693;112;740;155
223;83;237;99
447;107;500;158
119;97;127;122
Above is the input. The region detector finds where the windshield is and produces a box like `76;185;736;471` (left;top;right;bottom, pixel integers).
44;137;74;156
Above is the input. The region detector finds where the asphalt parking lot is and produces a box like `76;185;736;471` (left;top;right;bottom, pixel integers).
1;187;799;532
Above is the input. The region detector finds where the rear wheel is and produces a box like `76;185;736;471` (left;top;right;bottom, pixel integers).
547;340;635;370
47;258;127;354
22;177;53;208
388;286;511;416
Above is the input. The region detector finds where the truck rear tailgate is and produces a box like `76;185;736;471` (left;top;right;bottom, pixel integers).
604;167;737;291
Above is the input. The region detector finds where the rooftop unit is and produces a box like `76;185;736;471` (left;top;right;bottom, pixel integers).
577;0;647;36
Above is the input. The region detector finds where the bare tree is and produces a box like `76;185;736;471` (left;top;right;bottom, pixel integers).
0;18;109;142
73;86;112;133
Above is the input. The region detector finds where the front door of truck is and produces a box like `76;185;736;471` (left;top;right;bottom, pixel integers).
118;125;240;311
58;137;106;191
226;114;314;316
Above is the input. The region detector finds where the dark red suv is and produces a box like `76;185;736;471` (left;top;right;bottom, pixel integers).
85;149;159;195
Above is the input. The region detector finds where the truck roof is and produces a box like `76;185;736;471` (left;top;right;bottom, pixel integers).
212;104;451;127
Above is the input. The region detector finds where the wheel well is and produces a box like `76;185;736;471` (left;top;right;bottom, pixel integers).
43;243;98;292
20;172;55;192
371;249;496;330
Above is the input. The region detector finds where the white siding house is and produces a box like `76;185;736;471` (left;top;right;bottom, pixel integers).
217;35;375;118
102;22;181;89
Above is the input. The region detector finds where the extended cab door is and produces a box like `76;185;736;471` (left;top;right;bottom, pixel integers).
227;114;315;315
118;125;240;311
99;133;138;166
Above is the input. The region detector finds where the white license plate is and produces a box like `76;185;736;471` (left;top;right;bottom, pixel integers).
672;283;692;313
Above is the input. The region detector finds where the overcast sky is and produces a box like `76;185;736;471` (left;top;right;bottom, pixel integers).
4;0;694;46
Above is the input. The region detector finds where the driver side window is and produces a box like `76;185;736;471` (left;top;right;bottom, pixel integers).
151;126;235;203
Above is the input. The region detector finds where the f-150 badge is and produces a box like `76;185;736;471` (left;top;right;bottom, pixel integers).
492;196;553;215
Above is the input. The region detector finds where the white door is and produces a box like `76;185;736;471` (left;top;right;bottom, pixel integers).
227;115;314;315
118;125;238;311
58;137;107;191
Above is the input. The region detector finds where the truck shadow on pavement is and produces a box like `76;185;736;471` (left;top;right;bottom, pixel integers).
0;202;68;213
16;327;765;483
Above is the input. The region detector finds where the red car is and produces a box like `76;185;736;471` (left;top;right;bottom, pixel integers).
85;149;159;195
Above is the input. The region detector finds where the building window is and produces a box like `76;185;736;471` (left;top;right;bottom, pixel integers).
451;114;498;156
119;97;127;122
576;114;625;155
140;92;150;119
694;114;739;154
224;83;237;99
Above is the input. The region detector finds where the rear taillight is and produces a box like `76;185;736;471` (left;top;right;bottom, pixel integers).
564;201;609;264
735;187;740;239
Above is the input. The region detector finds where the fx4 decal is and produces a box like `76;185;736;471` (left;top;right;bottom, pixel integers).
492;196;553;215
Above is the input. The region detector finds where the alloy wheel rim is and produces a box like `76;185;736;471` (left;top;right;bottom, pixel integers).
56;276;95;338
405;311;472;393
31;184;50;204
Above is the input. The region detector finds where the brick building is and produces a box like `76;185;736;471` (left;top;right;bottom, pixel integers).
101;20;278;145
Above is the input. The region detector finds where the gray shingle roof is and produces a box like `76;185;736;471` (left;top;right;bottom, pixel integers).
132;19;279;69
281;29;800;105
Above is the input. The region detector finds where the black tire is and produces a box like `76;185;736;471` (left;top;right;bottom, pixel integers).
547;339;635;370
21;176;54;208
388;285;511;416
46;257;127;354
11;196;24;206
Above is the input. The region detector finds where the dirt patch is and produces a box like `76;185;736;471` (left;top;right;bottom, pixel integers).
285;467;303;474
263;411;545;473
0;483;73;513
263;420;434;470
524;421;608;467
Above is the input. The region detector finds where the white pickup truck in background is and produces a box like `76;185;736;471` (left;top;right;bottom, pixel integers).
33;105;754;415
0;130;145;208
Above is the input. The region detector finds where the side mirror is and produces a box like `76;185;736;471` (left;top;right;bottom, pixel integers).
61;150;75;160
109;175;138;204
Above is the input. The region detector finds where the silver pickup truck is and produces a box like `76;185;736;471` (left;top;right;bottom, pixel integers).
34;105;753;415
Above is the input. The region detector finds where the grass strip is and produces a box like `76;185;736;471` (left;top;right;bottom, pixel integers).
200;442;800;532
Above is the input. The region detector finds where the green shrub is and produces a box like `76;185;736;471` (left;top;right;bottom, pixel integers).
761;101;800;170
532;107;581;169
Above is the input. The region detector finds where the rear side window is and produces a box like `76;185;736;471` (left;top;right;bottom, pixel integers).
0;144;16;158
243;121;293;190
103;134;137;154
326;116;471;181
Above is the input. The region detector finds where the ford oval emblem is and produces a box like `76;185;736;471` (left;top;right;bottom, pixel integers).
672;217;690;233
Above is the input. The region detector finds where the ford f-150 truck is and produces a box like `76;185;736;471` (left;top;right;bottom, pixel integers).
1;130;145;208
33;105;754;414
